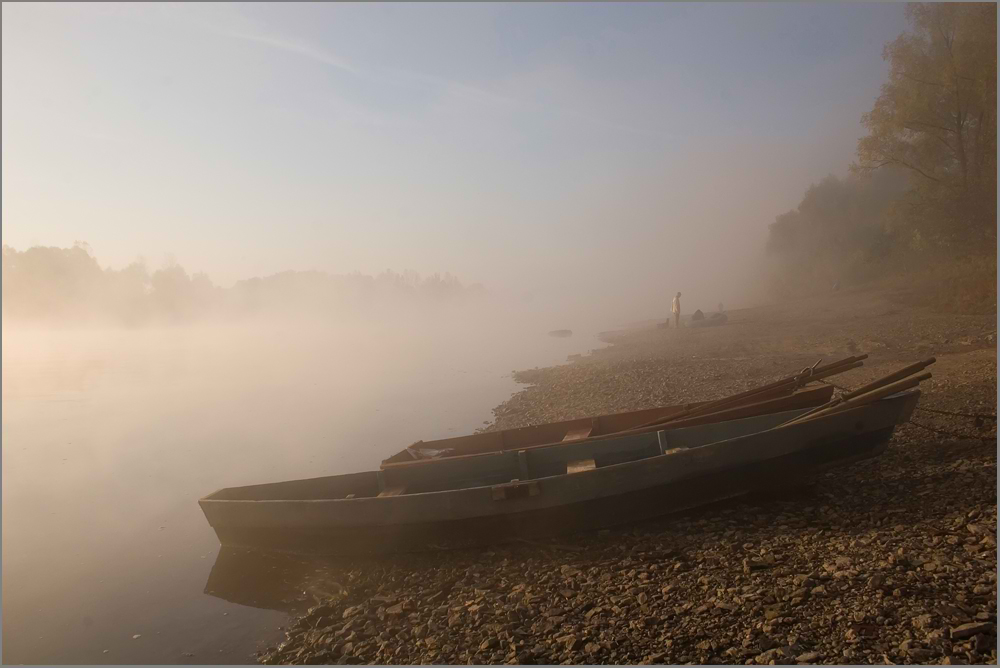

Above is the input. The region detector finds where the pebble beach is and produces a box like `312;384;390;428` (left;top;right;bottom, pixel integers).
257;287;997;665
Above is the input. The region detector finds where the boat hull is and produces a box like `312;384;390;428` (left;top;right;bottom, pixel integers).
380;384;835;465
207;427;894;555
200;391;919;556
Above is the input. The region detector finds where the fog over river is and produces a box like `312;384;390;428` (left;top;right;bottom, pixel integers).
1;315;609;664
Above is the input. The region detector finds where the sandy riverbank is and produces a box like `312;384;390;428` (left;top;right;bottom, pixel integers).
258;286;996;665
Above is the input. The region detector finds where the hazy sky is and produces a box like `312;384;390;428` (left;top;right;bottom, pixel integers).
2;2;905;317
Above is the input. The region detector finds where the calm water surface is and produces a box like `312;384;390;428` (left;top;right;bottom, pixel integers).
2;318;603;664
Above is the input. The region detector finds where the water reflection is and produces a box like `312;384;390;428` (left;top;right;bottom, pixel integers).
204;547;343;614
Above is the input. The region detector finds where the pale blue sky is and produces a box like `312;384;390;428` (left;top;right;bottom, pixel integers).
2;2;905;317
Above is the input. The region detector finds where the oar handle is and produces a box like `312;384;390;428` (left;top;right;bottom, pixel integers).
840;358;935;401
629;355;867;431
780;372;931;426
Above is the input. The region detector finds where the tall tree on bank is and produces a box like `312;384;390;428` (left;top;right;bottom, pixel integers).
853;3;997;246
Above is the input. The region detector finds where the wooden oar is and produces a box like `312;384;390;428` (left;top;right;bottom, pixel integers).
837;357;935;401
778;372;932;427
678;359;866;421
776;358;936;426
624;357;863;432
623;355;868;433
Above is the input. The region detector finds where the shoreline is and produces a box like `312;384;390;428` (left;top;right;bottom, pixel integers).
484;286;995;434
256;287;996;665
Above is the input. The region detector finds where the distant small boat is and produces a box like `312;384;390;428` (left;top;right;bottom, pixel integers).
548;329;572;337
198;389;919;556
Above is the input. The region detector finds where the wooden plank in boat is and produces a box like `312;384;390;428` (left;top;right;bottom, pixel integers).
657;431;671;454
377;486;407;498
491;480;540;501
526;432;659;469
517;450;530;479
562;425;593;441
567;458;596;474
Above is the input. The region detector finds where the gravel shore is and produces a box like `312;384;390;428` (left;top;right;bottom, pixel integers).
257;287;996;665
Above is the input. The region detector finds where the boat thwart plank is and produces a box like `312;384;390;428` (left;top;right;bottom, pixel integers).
566;458;597;474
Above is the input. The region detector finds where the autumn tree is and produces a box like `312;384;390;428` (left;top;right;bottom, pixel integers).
765;169;909;294
854;3;997;245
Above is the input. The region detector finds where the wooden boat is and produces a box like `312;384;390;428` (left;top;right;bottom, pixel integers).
198;389;920;556
380;383;836;467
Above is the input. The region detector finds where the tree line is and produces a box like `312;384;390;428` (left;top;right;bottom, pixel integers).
1;243;486;326
766;3;996;295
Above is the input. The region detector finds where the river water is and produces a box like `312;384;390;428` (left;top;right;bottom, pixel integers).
1;316;604;664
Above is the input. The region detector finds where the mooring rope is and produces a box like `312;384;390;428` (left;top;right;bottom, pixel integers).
906;419;996;444
911;406;997;421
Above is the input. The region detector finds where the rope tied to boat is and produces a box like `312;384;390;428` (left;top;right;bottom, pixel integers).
906;419;996;444
912;406;998;421
794;359;823;387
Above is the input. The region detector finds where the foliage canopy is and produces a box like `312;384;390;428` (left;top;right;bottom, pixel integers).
853;3;997;243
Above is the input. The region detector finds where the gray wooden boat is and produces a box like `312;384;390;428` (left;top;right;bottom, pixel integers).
380;384;835;466
199;389;920;555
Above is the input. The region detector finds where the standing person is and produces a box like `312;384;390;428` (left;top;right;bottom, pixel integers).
672;292;681;328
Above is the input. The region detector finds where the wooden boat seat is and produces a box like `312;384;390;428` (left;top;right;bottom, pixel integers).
491;479;540;501
527;435;658;471
376;471;410;497
562;425;593;442
567;458;596;474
